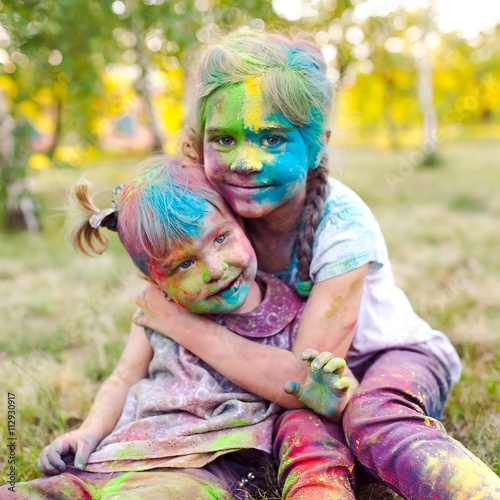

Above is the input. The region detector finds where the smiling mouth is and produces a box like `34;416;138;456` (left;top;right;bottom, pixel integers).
210;274;242;297
228;184;273;193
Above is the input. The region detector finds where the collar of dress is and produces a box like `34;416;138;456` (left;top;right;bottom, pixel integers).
210;271;304;338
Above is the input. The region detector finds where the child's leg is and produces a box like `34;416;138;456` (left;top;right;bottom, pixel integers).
273;409;356;499
0;468;106;500
344;347;500;500
0;466;232;500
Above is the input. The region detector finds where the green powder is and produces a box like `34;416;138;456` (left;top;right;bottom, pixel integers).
99;472;134;497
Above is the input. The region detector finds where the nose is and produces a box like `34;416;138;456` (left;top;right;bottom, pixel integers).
230;143;264;174
204;256;228;284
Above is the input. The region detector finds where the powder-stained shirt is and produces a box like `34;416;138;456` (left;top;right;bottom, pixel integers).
84;273;304;473
280;178;462;385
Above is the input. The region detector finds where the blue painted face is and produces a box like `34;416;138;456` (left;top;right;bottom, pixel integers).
203;79;314;219
147;202;258;314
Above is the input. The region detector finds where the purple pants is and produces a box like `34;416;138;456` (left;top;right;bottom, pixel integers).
274;347;500;500
0;452;264;500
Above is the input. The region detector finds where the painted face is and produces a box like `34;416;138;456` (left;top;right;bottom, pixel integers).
203;78;313;218
147;203;257;314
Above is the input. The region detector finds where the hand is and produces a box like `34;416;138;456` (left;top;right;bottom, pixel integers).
37;429;100;475
284;349;353;420
134;284;210;341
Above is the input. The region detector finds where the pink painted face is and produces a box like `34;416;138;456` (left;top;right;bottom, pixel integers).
147;203;258;314
203;78;314;219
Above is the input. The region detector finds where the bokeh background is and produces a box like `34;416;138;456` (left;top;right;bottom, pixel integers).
1;0;499;496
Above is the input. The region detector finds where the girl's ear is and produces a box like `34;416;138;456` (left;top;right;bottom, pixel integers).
137;271;174;301
137;271;157;286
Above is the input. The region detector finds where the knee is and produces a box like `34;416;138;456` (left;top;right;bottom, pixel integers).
275;409;320;430
274;409;347;457
343;384;426;446
343;385;448;462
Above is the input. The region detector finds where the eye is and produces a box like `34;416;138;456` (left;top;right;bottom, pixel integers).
215;234;226;244
216;136;236;147
260;135;284;146
179;260;193;270
261;136;283;147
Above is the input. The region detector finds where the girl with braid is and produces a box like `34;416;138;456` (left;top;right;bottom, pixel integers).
136;30;500;499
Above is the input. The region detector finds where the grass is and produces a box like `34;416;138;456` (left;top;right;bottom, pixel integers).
1;139;499;496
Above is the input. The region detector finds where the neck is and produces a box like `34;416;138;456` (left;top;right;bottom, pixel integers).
243;189;306;274
245;189;306;237
234;280;262;314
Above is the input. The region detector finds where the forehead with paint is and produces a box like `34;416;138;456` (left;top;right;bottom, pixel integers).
116;163;223;275
195;33;333;148
202;78;314;218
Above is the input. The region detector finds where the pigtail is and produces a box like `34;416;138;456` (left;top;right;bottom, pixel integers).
295;157;329;296
66;179;112;257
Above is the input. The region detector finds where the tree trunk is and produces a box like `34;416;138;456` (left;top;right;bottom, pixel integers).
0;90;40;231
126;0;164;153
383;69;399;149
416;50;438;166
0;90;15;228
135;65;164;153
47;99;64;159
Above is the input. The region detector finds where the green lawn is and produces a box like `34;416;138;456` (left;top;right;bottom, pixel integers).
1;140;499;497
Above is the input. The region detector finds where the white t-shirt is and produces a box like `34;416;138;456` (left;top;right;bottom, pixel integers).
282;178;462;385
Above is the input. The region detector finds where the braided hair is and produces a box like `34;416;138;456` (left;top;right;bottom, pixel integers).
295;157;330;295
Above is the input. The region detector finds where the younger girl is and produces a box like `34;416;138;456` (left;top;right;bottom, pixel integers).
1;158;351;500
136;30;500;499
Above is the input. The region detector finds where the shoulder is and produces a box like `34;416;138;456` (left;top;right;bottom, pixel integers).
314;177;383;247
321;178;379;227
308;178;387;283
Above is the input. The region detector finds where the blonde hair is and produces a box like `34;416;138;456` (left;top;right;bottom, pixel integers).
68;179;111;257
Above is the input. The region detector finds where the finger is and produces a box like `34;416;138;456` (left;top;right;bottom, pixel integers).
332;377;351;394
283;381;302;397
38;447;61;475
299;349;319;363
137;297;160;318
323;357;346;375
46;444;67;472
74;439;93;470
132;308;147;327
310;351;334;371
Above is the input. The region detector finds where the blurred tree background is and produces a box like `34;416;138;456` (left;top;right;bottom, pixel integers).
1;1;500;493
1;0;499;230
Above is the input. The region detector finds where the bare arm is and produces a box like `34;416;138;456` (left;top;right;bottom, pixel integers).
80;321;153;437
135;264;367;409
38;322;153;474
292;263;368;358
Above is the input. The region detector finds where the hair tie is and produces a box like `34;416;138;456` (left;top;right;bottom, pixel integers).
88;184;124;232
111;184;124;208
296;279;313;297
89;208;117;231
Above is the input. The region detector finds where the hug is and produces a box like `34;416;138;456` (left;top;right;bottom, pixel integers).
3;30;499;500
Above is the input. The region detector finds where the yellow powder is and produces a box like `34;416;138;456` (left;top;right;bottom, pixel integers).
243;77;267;133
